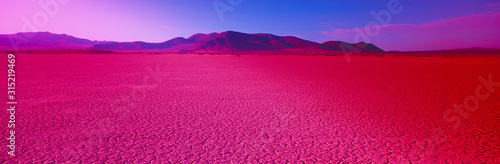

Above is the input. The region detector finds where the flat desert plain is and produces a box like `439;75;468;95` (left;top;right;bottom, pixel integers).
1;53;499;163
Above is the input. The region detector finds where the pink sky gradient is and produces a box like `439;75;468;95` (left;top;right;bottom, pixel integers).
0;1;193;42
322;13;500;51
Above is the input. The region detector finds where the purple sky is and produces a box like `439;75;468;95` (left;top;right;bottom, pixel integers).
1;0;499;51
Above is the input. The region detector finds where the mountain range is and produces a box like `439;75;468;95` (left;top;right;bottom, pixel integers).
0;31;385;53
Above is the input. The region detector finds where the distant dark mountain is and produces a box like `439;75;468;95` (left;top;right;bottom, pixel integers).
0;31;386;53
0;32;112;50
91;37;190;51
382;47;500;57
187;33;219;42
322;41;385;53
90;33;221;51
190;31;333;52
388;47;500;54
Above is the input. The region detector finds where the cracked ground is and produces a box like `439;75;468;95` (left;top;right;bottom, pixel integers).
1;53;499;163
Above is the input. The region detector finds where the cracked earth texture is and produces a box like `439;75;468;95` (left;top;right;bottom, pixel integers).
1;54;499;163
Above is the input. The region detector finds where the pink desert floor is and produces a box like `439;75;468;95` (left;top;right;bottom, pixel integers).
1;53;499;163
